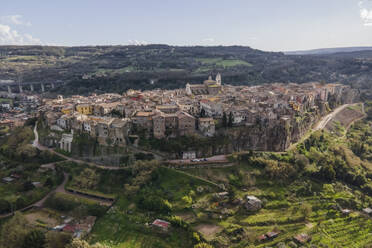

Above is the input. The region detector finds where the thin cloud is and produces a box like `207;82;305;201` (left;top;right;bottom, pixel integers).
202;38;215;43
0;24;42;45
1;15;31;26
128;40;148;45
359;0;372;26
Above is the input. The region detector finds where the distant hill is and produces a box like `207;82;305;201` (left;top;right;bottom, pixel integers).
0;45;371;99
285;46;372;55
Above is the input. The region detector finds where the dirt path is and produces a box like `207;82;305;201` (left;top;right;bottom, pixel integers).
0;172;69;219
0;171;113;219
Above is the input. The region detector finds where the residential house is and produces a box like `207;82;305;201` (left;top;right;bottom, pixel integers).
132;111;154;131
244;196;262;211
177;111;195;136
182;151;196;160
199;117;215;137
152;219;170;232
76;104;93;115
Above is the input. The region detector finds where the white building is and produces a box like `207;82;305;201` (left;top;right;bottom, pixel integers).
59;132;73;153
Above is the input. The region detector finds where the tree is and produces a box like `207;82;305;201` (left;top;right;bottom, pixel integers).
222;112;227;128
182;195;193;208
16;196;27;209
319;164;336;181
22;229;45;248
294;154;309;169
45;232;71;248
66;239;109;248
228;112;234;127
72;168;99;189
22;181;35;191
0;199;11;214
299;203;312;220
44;177;54;187
0;213;29;248
66;239;90;248
194;243;214;248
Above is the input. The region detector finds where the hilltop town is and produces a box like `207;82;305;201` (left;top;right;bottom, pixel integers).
36;74;358;157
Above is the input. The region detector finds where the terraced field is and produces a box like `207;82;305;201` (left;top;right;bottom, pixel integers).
311;214;372;247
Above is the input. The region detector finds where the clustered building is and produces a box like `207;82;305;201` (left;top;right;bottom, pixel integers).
41;74;356;151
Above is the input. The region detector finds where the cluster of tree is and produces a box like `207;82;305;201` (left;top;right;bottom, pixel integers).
124;160;160;196
2;45;372;99
247;155;299;181
0;213;69;248
221;112;234;128
296;130;372;197
65;239;109;248
0;212;112;248
140;133;229;158
134;152;155;161
71;168;100;190
44;193;107;217
0;126;63;164
0;166;62;214
136;189;172;213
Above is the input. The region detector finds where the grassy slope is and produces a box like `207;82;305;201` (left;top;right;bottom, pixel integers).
87;115;372;247
89;168;216;248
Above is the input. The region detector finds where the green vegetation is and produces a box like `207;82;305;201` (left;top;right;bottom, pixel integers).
2;102;372;247
60;161;131;196
0;125;64;214
2;45;371;99
139;134;229;157
89;167;217;248
44;192;108;217
196;58;252;68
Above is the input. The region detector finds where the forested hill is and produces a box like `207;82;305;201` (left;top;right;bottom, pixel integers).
0;45;371;98
285;46;372;55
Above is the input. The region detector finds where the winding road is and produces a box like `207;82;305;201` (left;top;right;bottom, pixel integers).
313;103;355;131
0;173;69;219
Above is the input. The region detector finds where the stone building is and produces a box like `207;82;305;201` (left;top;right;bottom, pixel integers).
198;117;215;137
177;111;196;136
185;74;222;96
153;113;166;139
132;111;154;131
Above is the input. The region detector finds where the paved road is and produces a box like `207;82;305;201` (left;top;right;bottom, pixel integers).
169;154;228;164
33;122;122;170
313;103;354;131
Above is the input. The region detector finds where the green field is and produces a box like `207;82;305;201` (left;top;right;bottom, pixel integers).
196;57;252;68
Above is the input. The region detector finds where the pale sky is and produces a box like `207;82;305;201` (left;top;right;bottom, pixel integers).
0;0;371;51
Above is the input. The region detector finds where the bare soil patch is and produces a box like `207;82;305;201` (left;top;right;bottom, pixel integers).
195;224;223;241
25;209;60;227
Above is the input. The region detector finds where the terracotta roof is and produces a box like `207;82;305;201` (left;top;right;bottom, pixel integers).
135;111;154;117
152;219;170;229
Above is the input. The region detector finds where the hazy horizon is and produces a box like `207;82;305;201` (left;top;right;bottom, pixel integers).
1;0;372;51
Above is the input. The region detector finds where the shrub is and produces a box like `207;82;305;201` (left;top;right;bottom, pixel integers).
45;193;79;212
22;229;45;248
0;199;11;214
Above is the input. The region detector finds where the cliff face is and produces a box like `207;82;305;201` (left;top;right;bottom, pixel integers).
191;89;359;157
